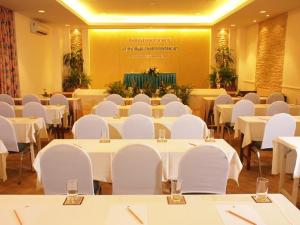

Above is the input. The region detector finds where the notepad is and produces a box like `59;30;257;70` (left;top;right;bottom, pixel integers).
106;204;147;225
217;204;266;225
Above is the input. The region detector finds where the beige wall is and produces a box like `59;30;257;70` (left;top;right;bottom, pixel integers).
15;13;66;96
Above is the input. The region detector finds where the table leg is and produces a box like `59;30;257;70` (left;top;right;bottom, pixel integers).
221;124;224;138
246;145;252;170
30;143;35;171
291;178;299;205
239;133;244;163
278;149;286;192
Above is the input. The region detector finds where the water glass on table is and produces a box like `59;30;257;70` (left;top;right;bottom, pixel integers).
255;177;269;202
158;128;166;142
171;179;182;201
206;129;215;142
67;179;78;202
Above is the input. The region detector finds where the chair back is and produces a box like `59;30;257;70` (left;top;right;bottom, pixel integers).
267;92;284;104
266;101;289;116
261;113;296;149
50;94;69;112
106;94;124;105
243;93;260;104
178;145;229;194
213;94;233;125
129;102;152;117
133;94;151;104
40;144;94;195
122;114;154;139
0;94;14;105
231;100;255;124
161;94;179;105
171;114;207;139
23;102;47;122
0;102;15;117
163;101;188;117
112;144;162;194
94;101;119;117
0;116;19;152
72;114;109;139
22;94;41;104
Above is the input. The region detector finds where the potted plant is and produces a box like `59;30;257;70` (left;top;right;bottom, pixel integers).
62;49;91;91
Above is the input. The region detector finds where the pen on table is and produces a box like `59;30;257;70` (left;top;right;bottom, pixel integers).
127;206;144;224
226;210;257;225
13;209;23;225
188;143;197;147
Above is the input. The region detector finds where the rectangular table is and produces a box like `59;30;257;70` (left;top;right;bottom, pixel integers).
123;97;161;105
0;140;8;182
0;194;298;225
123;73;176;88
272;137;300;205
33;139;242;184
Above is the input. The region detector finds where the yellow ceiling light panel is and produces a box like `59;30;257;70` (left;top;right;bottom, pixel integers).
57;0;252;25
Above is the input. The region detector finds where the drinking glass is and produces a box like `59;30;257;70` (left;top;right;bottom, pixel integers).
67;179;78;200
206;129;215;142
171;180;182;201
256;177;269;201
158;128;166;142
100;128;109;142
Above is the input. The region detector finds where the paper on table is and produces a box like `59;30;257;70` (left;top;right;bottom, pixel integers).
106;204;147;225
217;204;266;225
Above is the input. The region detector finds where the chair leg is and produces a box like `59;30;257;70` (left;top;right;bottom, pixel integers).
256;150;262;177
18;152;24;184
246;146;251;170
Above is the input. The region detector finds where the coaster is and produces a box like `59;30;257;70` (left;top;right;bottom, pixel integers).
167;196;186;205
63;196;84;205
99;139;111;143
251;195;272;203
113;115;121;119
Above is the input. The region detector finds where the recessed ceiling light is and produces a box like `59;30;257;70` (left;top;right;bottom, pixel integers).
260;10;266;14
230;24;236;27
38;10;45;13
253;20;257;23
65;24;70;27
266;14;270;17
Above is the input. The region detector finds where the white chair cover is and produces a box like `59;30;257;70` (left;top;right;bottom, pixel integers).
243;93;260;104
121;114;154;139
171;114;207;139
129;102;152;117
231;100;255;124
0;94;14;105
185;105;192;114
40;144;94;195
213;94;233;125
160;94;179;105
0;116;19;152
106;94;124;105
94;101;119;117
50;94;69;113
133;94;151;104
23;102;47;122
178;145;229;194
261;113;296;149
112;144;162;194
267;92;284;104
266;101;289;116
163;101;188;117
0;102;15;117
22;94;41;104
72;114;109;139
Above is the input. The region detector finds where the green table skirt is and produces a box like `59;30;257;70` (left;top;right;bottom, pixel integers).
123;73;176;89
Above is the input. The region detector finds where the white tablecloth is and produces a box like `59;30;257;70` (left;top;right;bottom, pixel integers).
0;194;298;225
0;140;8;181
216;104;300;126
33;139;242;183
234;116;300;148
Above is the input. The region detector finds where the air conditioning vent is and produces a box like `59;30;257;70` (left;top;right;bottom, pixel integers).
30;20;49;36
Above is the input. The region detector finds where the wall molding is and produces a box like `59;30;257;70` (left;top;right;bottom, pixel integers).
281;84;300;90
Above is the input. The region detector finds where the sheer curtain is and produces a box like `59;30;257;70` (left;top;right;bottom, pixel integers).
0;6;20;97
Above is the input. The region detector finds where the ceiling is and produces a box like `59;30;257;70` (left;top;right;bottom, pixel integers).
0;0;299;28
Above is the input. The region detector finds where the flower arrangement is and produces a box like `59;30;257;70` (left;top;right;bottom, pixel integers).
145;67;159;77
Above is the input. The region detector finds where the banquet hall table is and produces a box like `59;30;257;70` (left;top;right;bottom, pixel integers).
0;194;298;225
123;73;176;88
33;139;242;183
0;140;8;181
272;137;300;205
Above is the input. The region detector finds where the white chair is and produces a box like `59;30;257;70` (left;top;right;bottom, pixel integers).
129;102;152;117
22;94;41;104
185;105;192;114
243;93;260;104
161;94;179;105
50;94;69;111
0;94;14;105
0;102;15;117
249;113;296;176
163;101;188;117
0;116;31;183
94;101;119;117
72;114;109;139
178;145;229;194
231;100;255;124
112;144;162;194
121;114;154;139
171;114;207;139
266;92;284;104
266;101;289;116
23;102;47;122
106;94;124;105
40;144;94;195
212;94;233;125
133;94;151;104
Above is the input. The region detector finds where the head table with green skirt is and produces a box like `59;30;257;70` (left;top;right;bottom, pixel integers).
123;73;176;88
